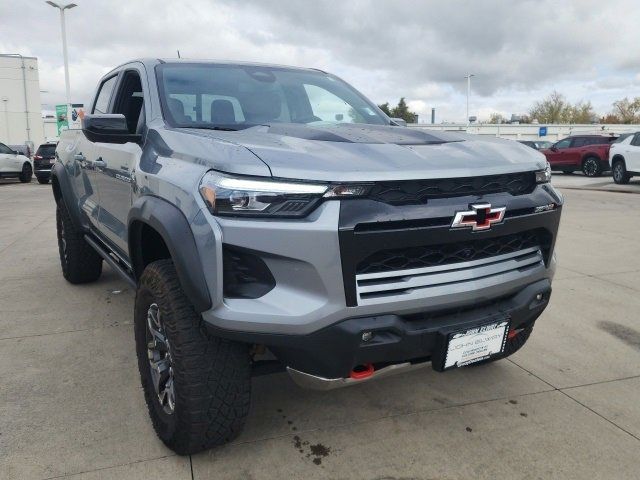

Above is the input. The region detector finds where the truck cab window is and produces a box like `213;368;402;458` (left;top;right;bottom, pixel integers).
112;71;144;134
93;75;118;114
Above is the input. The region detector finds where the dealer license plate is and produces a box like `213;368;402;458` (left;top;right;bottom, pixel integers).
443;320;509;369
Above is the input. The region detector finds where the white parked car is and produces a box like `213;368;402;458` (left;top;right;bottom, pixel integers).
0;142;33;183
609;133;640;184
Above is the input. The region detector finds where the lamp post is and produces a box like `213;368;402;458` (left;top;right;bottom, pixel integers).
45;1;77;118
464;73;475;125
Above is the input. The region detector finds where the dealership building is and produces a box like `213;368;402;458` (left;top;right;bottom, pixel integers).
0;54;46;149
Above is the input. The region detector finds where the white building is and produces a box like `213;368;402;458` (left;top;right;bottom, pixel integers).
410;122;640;142
0;54;46;148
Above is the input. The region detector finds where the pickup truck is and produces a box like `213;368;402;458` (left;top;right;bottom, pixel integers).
541;135;616;176
52;59;562;454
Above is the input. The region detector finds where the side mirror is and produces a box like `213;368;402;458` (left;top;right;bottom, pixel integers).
82;114;141;144
550;146;557;151
12;150;18;155
390;117;407;127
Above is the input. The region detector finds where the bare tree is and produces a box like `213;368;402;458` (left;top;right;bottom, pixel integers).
528;91;595;124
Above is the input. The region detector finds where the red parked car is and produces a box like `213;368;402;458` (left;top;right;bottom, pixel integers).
541;135;617;177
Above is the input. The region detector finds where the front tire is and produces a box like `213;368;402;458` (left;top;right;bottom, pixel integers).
582;156;602;177
18;162;32;183
56;200;103;283
612;160;631;184
134;259;251;455
36;176;50;184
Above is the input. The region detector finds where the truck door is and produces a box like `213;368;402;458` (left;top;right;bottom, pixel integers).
92;67;146;256
70;73;119;230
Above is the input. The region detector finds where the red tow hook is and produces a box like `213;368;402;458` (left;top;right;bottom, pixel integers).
350;363;375;380
507;329;520;340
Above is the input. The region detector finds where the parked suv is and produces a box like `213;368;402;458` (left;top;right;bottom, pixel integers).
33;142;57;184
541;135;616;176
0;142;32;182
52;59;562;455
609;131;640;184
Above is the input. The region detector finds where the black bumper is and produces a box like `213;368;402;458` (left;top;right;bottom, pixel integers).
207;279;552;379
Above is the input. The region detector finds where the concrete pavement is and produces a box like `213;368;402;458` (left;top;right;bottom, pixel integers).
1;180;639;479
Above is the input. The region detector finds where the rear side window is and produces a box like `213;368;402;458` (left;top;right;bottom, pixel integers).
93;75;118;114
572;138;588;147
0;143;13;154
631;134;640;146
588;137;609;145
37;144;56;156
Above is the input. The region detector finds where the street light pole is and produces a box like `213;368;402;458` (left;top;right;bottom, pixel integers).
465;73;475;125
45;2;77;117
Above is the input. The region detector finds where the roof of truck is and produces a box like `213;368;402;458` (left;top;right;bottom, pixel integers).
105;58;325;76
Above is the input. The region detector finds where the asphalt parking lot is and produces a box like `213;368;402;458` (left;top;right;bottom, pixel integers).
1;178;639;480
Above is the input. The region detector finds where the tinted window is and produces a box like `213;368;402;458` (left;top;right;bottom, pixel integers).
0;143;13;154
156;63;387;129
572;138;588;147
587;137;609;145
632;134;640;146
555;138;571;149
93;75;118;114
36;144;56;156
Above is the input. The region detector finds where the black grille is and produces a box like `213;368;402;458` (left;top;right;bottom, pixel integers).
356;230;547;275
367;172;536;205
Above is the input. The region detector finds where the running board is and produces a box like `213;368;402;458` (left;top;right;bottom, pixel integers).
84;235;136;288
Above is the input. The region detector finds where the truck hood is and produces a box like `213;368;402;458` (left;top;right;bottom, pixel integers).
178;123;547;182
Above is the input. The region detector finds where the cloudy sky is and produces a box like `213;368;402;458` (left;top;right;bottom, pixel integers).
2;0;640;122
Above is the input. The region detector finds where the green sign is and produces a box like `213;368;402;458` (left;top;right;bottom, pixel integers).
55;104;68;135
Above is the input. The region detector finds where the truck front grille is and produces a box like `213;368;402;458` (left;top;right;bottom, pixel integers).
356;231;542;275
351;230;551;306
366;172;536;205
355;245;544;305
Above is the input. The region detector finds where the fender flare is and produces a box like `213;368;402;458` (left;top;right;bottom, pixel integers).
50;162;83;230
128;196;212;312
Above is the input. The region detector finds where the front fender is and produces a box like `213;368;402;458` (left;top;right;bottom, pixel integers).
128;195;212;312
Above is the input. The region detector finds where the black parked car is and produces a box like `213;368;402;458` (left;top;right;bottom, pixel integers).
33;142;57;184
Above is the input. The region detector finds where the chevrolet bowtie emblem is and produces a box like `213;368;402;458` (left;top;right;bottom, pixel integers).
451;203;506;231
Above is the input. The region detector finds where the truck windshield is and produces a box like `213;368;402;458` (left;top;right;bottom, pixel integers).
156;63;388;130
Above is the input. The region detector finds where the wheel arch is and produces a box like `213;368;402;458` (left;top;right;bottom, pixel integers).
128;196;212;312
581;152;602;164
611;154;626;166
50;162;83;230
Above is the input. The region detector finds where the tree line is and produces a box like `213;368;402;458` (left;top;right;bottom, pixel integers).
488;91;640;124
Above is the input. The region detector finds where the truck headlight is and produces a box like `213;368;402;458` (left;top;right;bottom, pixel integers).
199;171;330;217
535;162;552;184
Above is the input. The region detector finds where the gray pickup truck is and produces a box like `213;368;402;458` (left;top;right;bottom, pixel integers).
52;59;562;454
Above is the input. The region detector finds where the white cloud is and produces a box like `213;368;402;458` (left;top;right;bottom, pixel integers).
2;0;640;121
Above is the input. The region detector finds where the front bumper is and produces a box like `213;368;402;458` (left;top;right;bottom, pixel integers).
198;184;562;337
207;279;551;379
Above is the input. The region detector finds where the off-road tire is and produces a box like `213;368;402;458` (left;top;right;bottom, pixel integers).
134;259;251;455
36;176;50;184
18;162;32;183
612;160;631;184
56;200;103;283
582;156;602;177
